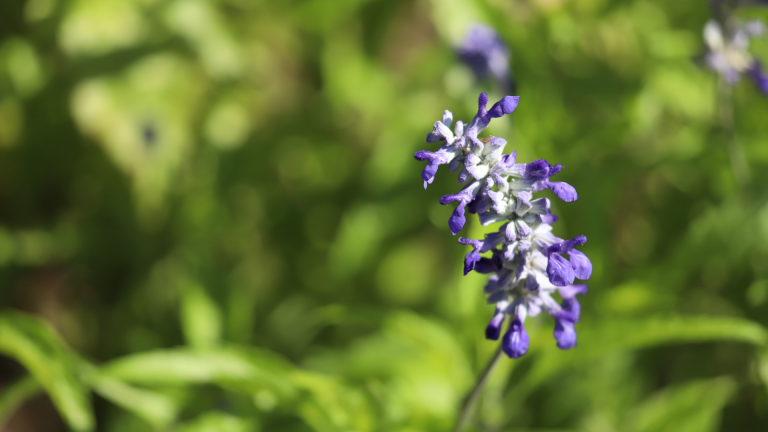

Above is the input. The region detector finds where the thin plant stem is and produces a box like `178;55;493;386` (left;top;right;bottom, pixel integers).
717;78;750;186
452;344;505;432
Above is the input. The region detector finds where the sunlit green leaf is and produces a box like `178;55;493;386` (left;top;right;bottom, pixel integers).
99;345;295;399
86;368;179;428
0;312;94;431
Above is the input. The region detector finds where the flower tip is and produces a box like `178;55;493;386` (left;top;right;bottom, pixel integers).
478;92;488;107
502;319;530;358
554;320;577;350
485;314;504;340
500;95;520;114
548;182;578;202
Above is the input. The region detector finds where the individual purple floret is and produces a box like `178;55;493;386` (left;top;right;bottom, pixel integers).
414;93;591;358
701;18;768;94
456;25;513;92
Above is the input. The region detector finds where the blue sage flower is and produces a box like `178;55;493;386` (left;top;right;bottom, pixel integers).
414;93;591;358
702;19;768;94
456;25;513;92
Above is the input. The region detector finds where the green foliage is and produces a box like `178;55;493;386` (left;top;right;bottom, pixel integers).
3;0;768;431
0;313;94;431
628;376;737;432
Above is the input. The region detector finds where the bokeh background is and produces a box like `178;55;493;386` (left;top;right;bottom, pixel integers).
2;0;768;431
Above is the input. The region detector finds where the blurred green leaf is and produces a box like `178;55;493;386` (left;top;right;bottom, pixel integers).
181;282;222;348
627;377;736;432
0;375;41;428
99;345;295;399
86;368;180;429
521;315;767;391
292;370;375;432
0;312;94;431
174;412;255;432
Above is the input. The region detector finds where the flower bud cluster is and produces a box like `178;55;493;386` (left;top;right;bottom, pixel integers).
415;93;592;358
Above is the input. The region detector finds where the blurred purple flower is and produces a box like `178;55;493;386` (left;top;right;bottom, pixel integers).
702;18;768;94
456;25;513;92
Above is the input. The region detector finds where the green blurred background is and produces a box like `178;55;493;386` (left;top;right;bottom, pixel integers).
2;0;768;431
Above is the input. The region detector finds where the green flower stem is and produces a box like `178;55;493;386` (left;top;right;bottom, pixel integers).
452;344;505;432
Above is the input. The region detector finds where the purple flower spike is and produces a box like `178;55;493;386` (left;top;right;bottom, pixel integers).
413;93;590;360
547;181;578;202
502;318;529;358
554;319;577;349
486;312;505;340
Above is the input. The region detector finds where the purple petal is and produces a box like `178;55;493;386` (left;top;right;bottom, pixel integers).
458;237;483;273
749;60;768;95
449;157;463;172
558;284;588;299
529;197;550;214
426;132;442;143
486;96;520;119
549;164;563;176
547;253;574;287
502;318;529;359
474;197;493;214
449;202;467;235
562;235;587;251
458;169;471;184
525;273;539;291
415;150;450;189
481;232;505;252
475;257;501;274
463;246;481;275
547;181;578;202
568;249;592;280
485;312;505;340
484;136;507;154
413;150;433;161
514;219;532;238
505;222;516;242
421;161;439;189
554;319;577;349
541;212;558;224
562;297;581;322
493;152;517;172
522;159;551;179
440;181;480;205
